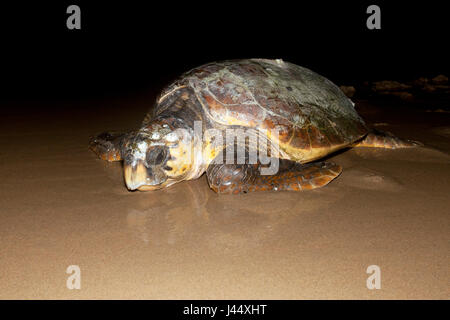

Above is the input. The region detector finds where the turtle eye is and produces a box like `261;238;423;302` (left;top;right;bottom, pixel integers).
146;146;168;165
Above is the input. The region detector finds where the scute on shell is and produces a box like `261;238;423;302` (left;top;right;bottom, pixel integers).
155;59;368;162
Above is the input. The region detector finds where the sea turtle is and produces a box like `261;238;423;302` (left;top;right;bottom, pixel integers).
90;59;420;194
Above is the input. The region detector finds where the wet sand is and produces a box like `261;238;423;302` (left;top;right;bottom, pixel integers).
0;95;449;299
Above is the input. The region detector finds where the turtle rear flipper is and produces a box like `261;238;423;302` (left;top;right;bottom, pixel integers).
354;129;422;149
89;131;127;161
206;160;342;194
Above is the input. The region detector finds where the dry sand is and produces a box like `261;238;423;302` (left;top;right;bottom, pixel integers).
0;95;449;299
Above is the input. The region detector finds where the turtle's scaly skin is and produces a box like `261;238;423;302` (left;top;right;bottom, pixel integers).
155;59;368;163
89;132;127;161
207;160;342;194
90;59;421;194
353;128;422;149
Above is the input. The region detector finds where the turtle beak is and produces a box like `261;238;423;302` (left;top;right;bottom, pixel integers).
124;160;168;191
124;160;148;190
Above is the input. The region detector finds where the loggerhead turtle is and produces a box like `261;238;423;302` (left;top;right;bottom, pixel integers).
90;59;420;194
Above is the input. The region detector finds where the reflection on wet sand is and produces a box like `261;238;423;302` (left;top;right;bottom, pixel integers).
125;176;343;254
126;179;209;246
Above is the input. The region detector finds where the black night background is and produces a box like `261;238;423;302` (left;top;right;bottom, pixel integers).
2;1;448;101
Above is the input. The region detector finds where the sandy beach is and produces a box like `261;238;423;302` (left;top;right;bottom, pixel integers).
0;94;449;299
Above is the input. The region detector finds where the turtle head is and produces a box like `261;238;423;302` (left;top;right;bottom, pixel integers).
122;122;198;191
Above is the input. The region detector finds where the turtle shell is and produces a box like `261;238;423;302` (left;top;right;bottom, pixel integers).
156;59;368;162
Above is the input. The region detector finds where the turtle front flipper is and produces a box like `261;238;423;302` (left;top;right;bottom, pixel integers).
354;129;422;149
89;131;127;161
206;160;342;194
